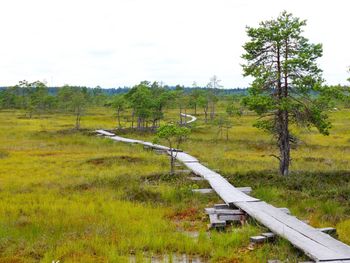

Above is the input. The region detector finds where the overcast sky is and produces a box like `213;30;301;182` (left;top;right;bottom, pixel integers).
0;0;349;88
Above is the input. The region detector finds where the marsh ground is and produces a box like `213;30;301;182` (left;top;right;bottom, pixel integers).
1;107;350;262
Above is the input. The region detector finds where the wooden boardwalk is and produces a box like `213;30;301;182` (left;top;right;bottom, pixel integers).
95;114;350;262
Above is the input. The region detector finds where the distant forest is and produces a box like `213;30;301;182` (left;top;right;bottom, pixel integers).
0;86;248;96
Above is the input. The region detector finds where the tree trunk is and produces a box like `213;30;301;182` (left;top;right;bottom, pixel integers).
210;101;215;120
75;111;80;130
131;111;134;128
137;117;141;130
279;38;290;176
204;107;208;123
179;104;183;124
278;110;290;176
117;109;121;128
276;44;290;176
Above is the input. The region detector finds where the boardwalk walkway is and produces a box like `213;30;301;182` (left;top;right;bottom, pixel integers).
96;114;350;262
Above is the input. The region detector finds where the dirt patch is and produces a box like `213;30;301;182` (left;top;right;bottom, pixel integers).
167;207;199;221
86;156;142;166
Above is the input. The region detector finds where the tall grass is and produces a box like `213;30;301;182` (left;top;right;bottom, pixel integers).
0;107;349;262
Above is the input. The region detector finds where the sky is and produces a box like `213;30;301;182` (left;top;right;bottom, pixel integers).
0;0;349;88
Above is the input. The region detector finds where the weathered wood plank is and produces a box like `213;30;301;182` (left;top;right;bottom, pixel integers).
218;214;241;221
192;188;213;194
250;235;267;244
278;207;291;215
188;176;205;181
237;201;350;261
236;186;252;195
175;152;199;163
262;232;276;241
180;113;197;124
95;130;115;136
214;204;229;209
209;214;226;228
249;202;350;257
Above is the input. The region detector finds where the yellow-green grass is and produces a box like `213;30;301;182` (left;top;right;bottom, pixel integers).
0;107;349;262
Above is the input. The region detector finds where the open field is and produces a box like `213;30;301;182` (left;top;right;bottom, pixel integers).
1;107;350;262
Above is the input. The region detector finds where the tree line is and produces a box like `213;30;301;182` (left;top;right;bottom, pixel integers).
0;78;243;130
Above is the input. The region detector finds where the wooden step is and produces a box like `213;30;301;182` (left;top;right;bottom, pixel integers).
218;214;241;222
250;232;276;244
208;214;226;229
214;204;229;209
262;232;276;241
250;235;268;244
188;176;205;181
192;188;213;194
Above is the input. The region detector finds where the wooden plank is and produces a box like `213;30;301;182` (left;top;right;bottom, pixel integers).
180;113;197;124
110;135;143;144
209;178;259;203
192;188;213;194
188;176;205;181
209;214;226;227
249;202;350;258
204;208;216;214
214;204;229;209
237;201;350;261
250;235;267;244
262;232;276;241
183;162;219;178
214;209;244;215
95;130;115;136
142;142;171;151
218;214;241;221
175;152;199;163
183;163;259;202
279;207;291;214
236;186;252;195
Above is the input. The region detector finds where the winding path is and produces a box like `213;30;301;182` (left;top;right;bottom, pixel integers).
96;113;350;262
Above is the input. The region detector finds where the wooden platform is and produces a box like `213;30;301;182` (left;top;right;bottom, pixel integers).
96;124;350;262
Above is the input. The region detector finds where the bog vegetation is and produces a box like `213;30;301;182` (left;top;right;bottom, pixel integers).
0;11;350;263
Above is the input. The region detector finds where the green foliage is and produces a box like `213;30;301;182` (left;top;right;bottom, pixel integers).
241;11;337;175
57;85;88;129
126;81;173;129
156;124;190;174
0;80;55;117
156;124;190;149
242;11;327;128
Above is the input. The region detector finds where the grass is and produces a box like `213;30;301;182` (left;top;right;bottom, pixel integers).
0;107;350;262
